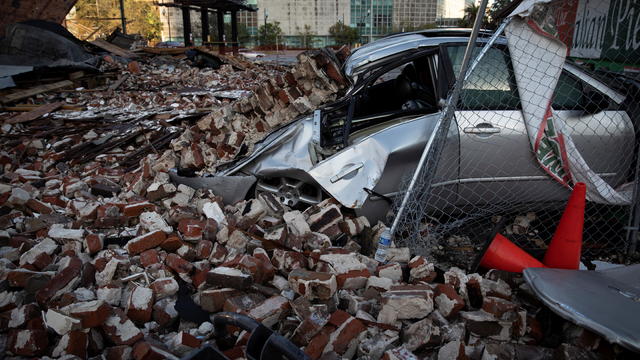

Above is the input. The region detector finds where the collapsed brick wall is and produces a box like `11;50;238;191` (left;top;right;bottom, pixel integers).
0;47;628;359
161;48;349;174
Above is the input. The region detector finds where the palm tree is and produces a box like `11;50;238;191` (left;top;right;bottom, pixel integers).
460;3;480;28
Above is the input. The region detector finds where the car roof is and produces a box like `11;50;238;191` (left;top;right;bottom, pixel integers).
344;28;503;78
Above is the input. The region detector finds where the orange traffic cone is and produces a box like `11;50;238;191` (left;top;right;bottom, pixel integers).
479;233;546;273
543;182;586;269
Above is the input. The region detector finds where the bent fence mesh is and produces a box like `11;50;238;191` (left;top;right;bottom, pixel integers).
390;2;640;269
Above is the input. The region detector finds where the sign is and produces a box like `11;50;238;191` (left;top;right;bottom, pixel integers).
555;0;640;65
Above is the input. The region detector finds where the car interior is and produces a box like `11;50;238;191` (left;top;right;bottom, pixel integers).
319;52;441;148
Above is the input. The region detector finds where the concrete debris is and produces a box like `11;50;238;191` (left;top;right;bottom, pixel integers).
0;41;633;360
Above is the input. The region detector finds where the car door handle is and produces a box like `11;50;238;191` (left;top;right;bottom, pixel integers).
330;162;363;183
464;123;501;134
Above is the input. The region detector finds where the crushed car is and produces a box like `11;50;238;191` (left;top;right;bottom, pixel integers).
171;29;635;223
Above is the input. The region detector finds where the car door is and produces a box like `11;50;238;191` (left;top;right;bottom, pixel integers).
443;44;567;207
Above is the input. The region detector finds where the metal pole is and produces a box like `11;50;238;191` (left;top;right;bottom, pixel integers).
389;0;490;237
369;0;374;43
118;0;126;34
626;141;640;258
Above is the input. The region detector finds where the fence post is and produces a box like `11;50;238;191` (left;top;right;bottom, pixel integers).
389;0;490;238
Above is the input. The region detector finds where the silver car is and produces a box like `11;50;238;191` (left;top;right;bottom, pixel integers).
172;29;635;223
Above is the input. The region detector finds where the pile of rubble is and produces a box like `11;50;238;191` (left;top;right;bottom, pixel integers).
0;180;623;359
0;27;632;360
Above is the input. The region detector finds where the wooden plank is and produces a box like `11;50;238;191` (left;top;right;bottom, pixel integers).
108;74;129;91
5;101;65;124
0;80;73;104
91;39;135;58
2;104;83;112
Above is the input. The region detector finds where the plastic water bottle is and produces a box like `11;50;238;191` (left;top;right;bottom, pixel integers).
374;227;392;263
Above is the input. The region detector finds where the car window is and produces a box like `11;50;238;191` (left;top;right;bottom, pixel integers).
447;45;520;110
355;53;439;118
552;71;584;110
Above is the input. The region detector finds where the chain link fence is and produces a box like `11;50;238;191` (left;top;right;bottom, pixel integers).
390;0;640;270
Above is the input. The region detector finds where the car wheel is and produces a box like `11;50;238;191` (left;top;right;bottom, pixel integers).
255;176;323;209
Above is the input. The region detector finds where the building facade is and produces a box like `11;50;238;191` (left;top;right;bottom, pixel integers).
253;0;351;47
350;0;393;42
158;0;472;47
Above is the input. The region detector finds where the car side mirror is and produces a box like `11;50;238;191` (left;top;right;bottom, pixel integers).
583;91;609;114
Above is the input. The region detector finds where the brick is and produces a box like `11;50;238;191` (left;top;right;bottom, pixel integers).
149;277;179;300
126;286;154;323
247;296;290;326
288;269;337;301
408;256;437;283
133;341;169;360
84;233;103;254
223;293;266;313
61;300;111;328
51;330;87;358
207;267;252;290
178;218;205;242
434;284;465;318
378;262;403;282
25;198;53;214
377;285;434;325
165;253;193;274
102;308;144;345
200;288;242;312
336;269;371;290
402;317;441;351
482;296;517;319
140;249;160;267
153;298;178;327
36;256;82;305
323;310;366;356
271;249;308;275
19;237;57;268
8;329;48;356
172;331;201;355
122;201;154;217
124;230;166;255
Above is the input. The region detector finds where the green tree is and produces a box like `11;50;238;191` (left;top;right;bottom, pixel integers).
258;21;283;46
329;21;359;46
70;0;162;41
459;3;488;28
225;23;251;46
297;24;316;48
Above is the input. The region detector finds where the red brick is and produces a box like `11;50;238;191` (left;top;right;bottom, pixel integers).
140;249;160;267
126;286;154;324
8;329;48;356
133;341;165;360
160;235;183;252
63;300;112;328
125;231;166;255
177;219;204;241
122;201;154;217
25;198;52;214
84;233;103;254
36;256;82;305
165;253;193;274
